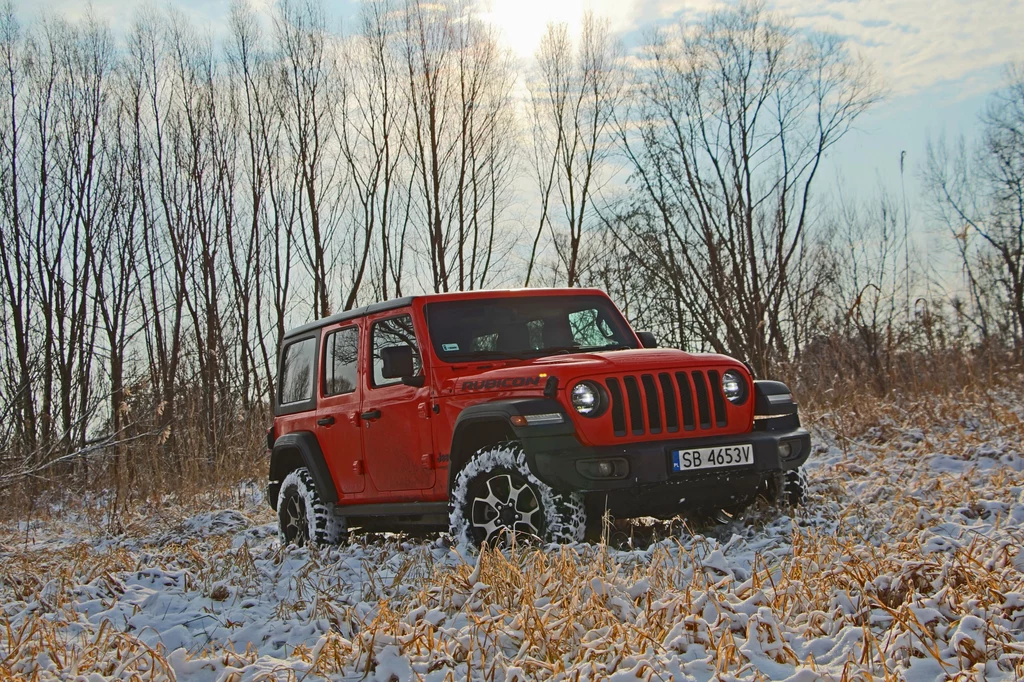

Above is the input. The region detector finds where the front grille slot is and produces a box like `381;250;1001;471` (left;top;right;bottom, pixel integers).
606;378;627;436
604;369;730;437
707;370;728;427
692;371;712;428
676;372;696;431
658;372;679;433
641;374;662;434
623;376;645;435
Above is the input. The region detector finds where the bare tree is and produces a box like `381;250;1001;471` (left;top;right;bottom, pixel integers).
815;190;911;392
402;0;517;293
228;1;296;406
47;15;113;452
0;2;39;453
926;63;1024;348
525;14;622;286
451;12;518;290
617;1;879;373
337;0;409;306
91;95;140;445
276;0;345;318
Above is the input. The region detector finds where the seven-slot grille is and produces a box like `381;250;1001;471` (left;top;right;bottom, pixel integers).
604;371;730;437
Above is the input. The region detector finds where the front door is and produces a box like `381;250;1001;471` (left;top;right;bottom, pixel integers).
316;324;365;494
361;311;436;492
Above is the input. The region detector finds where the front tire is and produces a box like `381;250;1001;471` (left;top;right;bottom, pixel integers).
277;467;340;547
449;442;586;550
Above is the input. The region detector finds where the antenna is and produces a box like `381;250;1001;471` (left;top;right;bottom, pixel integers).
900;150;910;323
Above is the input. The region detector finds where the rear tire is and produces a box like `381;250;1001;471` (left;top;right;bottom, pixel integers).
277;467;341;547
781;468;807;506
448;442;586;550
718;468;806;519
763;468;807;508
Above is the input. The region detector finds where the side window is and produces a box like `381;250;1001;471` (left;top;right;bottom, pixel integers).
280;337;316;405
323;326;359;396
371;314;421;387
569;308;617;347
527;319;544;348
471;333;498;351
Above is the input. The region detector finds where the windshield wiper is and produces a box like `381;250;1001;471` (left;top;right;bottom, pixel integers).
442;350;527;361
522;345;582;357
445;343;634;361
524;343;635;357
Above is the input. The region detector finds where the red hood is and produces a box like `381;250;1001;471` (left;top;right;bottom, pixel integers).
439;348;743;394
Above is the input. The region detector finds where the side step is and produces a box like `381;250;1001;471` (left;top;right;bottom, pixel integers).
332;501;448;529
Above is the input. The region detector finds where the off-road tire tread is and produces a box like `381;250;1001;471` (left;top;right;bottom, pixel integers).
277;467;341;547
449;441;586;550
784;467;807;507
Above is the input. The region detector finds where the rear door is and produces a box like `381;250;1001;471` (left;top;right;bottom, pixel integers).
361;310;436;492
316;324;365;494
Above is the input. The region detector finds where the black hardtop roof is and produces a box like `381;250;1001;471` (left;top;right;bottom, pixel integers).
282;296;414;340
281;287;607;340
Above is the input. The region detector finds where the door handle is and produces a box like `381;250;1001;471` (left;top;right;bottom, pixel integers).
360;409;382;421
316;416;335;426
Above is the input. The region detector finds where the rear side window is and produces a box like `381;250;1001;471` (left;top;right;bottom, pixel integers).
371;314;421;387
324;327;359;396
568;308;620;347
280;338;316;405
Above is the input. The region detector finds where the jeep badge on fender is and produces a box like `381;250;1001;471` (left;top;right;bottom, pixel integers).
266;288;810;549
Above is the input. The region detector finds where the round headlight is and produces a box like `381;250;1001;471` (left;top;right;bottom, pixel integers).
722;370;747;403
571;381;602;416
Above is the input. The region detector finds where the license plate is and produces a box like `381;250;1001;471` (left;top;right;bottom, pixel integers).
671;444;753;472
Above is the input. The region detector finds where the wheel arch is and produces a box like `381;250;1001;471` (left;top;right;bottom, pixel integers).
448;414;517;490
447;398;577;490
447;438;587;549
268;431;338;510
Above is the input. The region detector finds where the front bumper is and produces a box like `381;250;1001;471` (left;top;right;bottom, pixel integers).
521;423;810;518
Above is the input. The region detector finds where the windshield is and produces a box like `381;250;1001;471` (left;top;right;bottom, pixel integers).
425;295;638;362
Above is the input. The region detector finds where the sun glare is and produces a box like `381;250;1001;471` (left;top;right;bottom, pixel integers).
480;0;632;58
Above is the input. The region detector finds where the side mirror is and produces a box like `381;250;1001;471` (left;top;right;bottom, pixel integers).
636;331;658;349
380;345;415;379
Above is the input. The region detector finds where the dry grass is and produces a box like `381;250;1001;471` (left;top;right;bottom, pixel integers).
3;383;1024;679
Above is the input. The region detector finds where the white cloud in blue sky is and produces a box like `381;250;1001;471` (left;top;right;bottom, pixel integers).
773;0;1022;98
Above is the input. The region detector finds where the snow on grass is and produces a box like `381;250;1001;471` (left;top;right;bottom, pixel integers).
4;389;1024;680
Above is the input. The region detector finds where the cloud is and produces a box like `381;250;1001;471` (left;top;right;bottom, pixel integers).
20;0;232;37
20;0;1023;101
480;0;1021;100
618;0;1023;98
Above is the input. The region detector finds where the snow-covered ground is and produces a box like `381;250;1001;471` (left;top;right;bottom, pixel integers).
4;390;1024;681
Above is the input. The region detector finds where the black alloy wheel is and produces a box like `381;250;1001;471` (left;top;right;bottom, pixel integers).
468;469;544;546
280;487;311;546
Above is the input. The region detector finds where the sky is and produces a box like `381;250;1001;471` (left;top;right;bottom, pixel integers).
21;0;1024;259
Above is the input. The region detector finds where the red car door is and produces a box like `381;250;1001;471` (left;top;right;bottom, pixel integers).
360;309;436;493
316;323;365;494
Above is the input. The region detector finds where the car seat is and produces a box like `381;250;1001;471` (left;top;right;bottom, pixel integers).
497;323;530;352
542;316;575;348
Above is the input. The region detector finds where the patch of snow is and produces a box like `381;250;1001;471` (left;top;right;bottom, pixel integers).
6;393;1024;679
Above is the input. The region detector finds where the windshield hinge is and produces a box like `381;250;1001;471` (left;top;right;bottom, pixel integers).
543;376;559;398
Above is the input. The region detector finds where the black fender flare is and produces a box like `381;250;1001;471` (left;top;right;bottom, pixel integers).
754;380;799;416
268;432;338;509
753;380;802;432
447;398;577;487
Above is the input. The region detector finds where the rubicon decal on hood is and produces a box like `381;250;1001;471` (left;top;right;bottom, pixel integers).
461;376;542;391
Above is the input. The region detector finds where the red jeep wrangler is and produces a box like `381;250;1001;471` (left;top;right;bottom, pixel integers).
267;288;810;548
